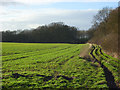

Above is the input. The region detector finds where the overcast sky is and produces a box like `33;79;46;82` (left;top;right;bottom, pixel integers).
0;0;118;31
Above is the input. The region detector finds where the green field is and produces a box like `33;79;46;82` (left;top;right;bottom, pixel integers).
1;43;119;89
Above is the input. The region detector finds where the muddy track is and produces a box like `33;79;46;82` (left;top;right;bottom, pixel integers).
10;73;73;82
3;56;29;62
90;46;118;88
99;48;109;59
90;46;97;62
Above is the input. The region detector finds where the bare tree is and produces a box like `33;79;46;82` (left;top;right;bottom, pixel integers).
92;7;112;25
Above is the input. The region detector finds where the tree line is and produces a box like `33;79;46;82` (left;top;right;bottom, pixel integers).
88;7;119;58
2;7;114;45
1;22;94;44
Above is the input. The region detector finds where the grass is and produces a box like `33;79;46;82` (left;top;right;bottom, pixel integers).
1;42;114;89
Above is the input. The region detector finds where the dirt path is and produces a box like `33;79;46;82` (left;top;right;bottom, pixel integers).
79;43;92;58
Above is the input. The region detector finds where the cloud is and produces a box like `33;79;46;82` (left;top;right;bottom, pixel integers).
0;0;23;6
0;0;119;6
14;0;119;4
0;0;116;31
0;8;98;31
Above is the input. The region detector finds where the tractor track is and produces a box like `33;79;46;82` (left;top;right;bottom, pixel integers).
90;45;118;89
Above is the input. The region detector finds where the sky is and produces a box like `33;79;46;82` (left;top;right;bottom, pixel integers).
0;0;119;31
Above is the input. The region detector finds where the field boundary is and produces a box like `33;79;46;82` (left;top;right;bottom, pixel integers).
89;44;119;88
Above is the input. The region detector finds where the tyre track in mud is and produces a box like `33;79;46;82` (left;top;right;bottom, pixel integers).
90;45;118;89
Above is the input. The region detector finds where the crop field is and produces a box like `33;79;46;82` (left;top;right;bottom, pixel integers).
1;43;119;89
